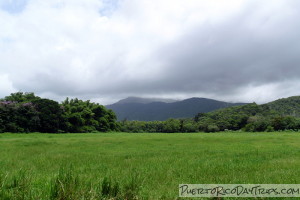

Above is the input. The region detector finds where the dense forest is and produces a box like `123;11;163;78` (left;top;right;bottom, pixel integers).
120;97;300;133
0;92;118;133
1;92;300;133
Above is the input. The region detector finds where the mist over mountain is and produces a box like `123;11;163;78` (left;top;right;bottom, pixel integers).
106;97;246;121
116;97;178;104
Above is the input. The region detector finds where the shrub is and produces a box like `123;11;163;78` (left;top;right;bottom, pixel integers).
206;124;220;133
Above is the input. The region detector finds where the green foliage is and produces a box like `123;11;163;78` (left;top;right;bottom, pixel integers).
120;96;300;133
0;99;38;133
33;99;64;133
195;103;262;131
181;120;198;132
193;99;300;132
162;119;180;133
266;96;300;116
120;119;199;133
3;92;40;103
61;98;117;133
3;92;300;133
206;124;220;133
0;93;118;133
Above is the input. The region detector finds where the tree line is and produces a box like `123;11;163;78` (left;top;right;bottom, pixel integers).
2;92;300;133
121;102;300;133
0;92;118;133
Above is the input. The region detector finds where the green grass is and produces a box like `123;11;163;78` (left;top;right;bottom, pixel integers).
0;132;299;199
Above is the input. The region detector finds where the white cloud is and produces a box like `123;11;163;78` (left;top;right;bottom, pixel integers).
0;74;16;98
0;0;299;104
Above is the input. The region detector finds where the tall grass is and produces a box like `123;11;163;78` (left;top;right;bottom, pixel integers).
0;166;141;200
0;132;299;199
0;169;32;200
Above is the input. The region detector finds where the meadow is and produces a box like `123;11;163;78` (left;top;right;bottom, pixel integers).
0;132;299;199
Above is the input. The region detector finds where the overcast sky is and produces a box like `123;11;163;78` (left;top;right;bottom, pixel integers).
1;0;300;104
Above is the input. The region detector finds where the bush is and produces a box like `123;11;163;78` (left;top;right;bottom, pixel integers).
206;124;220;133
182;122;198;132
265;125;275;132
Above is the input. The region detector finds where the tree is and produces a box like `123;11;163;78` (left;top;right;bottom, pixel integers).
61;98;118;133
162;119;180;133
32;98;64;133
4;92;40;103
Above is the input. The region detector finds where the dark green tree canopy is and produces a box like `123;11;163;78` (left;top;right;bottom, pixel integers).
0;92;118;133
61;98;118;133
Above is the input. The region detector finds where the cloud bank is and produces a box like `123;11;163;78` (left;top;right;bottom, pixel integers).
0;0;300;104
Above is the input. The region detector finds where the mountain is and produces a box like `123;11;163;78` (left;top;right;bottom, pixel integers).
106;97;246;121
116;97;177;104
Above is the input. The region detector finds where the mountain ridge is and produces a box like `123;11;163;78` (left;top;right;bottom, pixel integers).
115;96;178;104
106;97;247;121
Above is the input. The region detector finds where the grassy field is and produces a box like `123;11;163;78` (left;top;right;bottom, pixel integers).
0;132;299;199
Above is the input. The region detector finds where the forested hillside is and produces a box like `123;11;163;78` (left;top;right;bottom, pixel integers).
265;96;300;116
193;96;300;132
121;96;300;133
